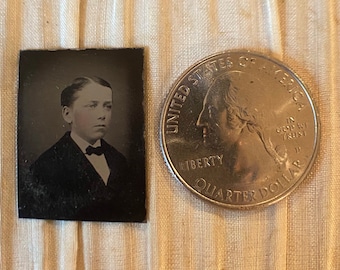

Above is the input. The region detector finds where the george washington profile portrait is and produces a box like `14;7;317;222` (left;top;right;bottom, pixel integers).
196;71;287;183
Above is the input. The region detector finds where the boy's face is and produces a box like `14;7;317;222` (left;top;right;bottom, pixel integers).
63;82;112;145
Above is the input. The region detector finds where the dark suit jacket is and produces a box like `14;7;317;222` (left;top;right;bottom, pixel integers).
18;132;145;222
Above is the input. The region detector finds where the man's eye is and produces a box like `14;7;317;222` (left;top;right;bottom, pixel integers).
86;104;97;108
105;104;112;110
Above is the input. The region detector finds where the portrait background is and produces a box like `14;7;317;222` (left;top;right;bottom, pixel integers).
1;1;340;269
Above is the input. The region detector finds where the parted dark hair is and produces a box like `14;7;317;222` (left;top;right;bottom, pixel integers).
61;76;112;107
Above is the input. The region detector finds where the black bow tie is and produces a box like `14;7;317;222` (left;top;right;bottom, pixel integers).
86;145;105;156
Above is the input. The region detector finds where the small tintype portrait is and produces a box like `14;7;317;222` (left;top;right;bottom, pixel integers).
196;71;288;184
18;49;146;222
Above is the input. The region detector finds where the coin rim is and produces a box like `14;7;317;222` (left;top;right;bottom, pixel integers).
160;50;320;209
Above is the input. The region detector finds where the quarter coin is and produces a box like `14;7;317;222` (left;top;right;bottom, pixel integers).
160;51;319;209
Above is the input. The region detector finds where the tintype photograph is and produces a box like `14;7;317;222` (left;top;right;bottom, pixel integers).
17;49;146;222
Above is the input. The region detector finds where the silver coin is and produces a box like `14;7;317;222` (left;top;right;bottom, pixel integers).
160;51;320;209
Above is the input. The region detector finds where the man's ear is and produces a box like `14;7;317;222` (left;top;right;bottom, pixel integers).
62;106;73;124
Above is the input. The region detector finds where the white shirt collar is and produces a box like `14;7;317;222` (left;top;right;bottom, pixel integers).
70;132;101;154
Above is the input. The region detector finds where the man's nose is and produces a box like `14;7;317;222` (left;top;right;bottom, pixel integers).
196;109;209;128
97;107;107;119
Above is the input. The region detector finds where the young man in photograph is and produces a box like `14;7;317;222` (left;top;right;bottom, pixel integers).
19;76;138;222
